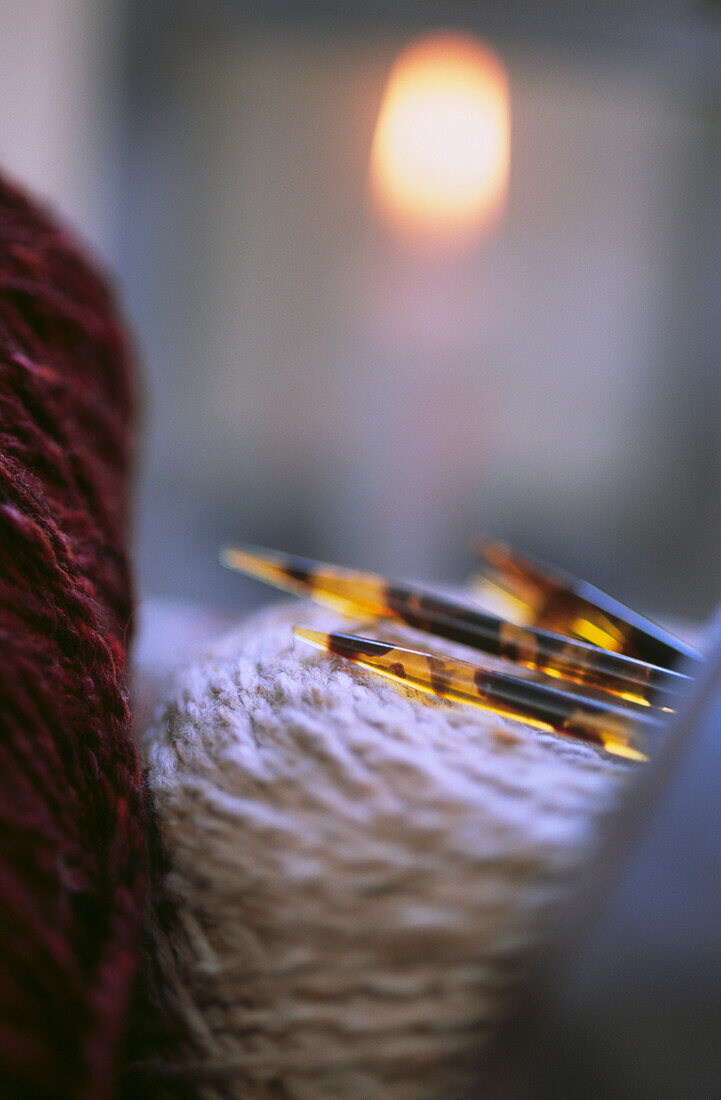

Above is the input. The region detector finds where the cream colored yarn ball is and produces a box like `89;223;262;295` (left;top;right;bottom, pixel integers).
141;600;626;1099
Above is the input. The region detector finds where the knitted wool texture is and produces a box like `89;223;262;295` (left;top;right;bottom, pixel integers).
0;176;145;1098
142;601;626;1099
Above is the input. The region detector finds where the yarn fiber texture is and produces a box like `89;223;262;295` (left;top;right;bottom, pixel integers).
0;175;145;1098
142;600;626;1099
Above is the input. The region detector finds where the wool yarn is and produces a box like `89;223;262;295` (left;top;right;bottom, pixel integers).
141;600;626;1099
0;175;145;1098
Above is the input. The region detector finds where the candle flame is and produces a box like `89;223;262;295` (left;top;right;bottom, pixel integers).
369;33;510;247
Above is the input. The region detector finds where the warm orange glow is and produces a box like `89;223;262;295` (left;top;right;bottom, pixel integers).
369;33;510;245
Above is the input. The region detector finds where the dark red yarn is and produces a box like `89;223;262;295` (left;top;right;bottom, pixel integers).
0;175;146;1098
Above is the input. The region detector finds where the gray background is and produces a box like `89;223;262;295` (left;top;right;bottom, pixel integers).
1;0;720;622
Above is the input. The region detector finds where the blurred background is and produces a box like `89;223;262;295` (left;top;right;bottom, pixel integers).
1;0;720;623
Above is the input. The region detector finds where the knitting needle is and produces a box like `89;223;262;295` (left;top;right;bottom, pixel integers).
220;545;690;709
294;627;656;763
473;539;702;670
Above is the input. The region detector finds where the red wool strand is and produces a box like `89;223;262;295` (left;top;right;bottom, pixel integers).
0;175;146;1099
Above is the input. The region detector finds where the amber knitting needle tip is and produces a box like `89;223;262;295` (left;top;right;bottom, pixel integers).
220;543;393;617
475;538;701;670
293;627;653;763
220;544;302;591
